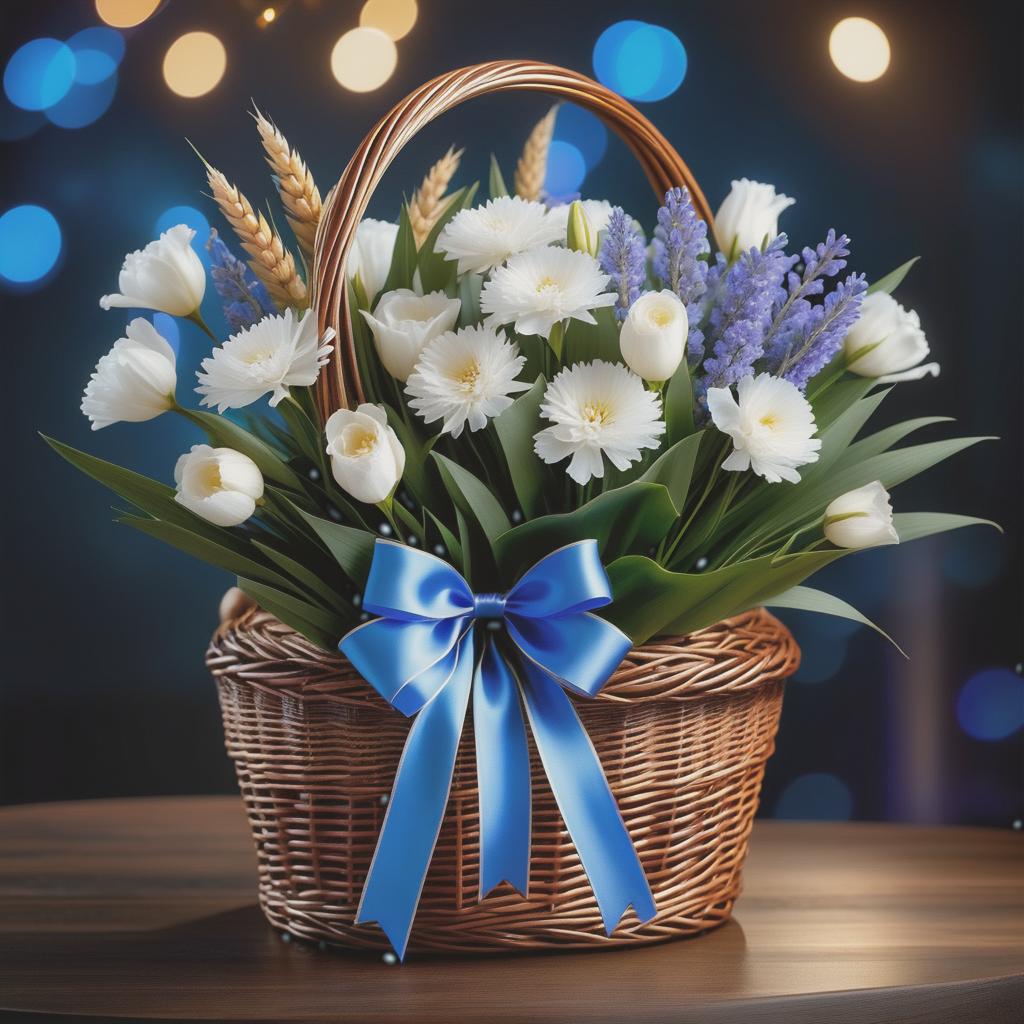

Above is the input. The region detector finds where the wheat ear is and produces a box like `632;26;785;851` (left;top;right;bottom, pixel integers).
204;161;307;310
408;146;463;247
514;105;559;202
253;108;322;266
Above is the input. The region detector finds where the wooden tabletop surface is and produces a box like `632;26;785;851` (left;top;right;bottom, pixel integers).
0;796;1021;1023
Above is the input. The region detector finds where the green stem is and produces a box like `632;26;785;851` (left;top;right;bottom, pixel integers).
376;497;405;543
186;309;218;343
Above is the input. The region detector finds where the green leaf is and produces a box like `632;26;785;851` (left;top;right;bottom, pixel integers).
892;512;1001;543
385;407;440;509
842;416;953;464
426;508;463;571
489;154;509;198
868;257;920;296
417;182;479;293
809;376;877;432
493;377;546;518
765;585;905;656
563;305;622;366
495;481;678;582
380;203;418;297
298;509;376;585
251;540;350;611
637;431;705;513
665;358;695;442
457;273;483;327
238;577;345;650
431;451;511;546
276;397;322;465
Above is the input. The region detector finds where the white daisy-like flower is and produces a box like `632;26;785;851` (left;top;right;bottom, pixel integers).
480;246;617;340
434;196;562;275
195;308;335;412
534;360;666;485
706;372;821;484
405;325;531;437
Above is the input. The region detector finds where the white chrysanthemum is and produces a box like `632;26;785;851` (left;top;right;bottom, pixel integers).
480;246;617;340
707;372;821;484
195;308;335;412
434;196;562;275
534;360;666;484
405;325;531;437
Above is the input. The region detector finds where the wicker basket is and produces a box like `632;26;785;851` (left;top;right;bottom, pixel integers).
206;61;801;954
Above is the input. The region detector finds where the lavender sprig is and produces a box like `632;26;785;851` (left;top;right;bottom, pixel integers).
206;228;276;332
598;207;646;321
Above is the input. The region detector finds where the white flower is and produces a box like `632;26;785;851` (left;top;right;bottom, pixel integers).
713;179;795;257
707;373;821;484
360;288;461;382
435;196;562;275
325;403;405;505
619;290;689;382
174;444;264;528
824;481;900;549
81;317;177;430
547;199;616;242
845;292;940;383
195;308;334;412
405;325;531;437
347;218;398;303
100;224;206;317
480;246;616;340
534;360;665;485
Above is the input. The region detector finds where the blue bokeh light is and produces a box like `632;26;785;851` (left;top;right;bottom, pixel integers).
152;312;181;358
4;38;76;112
775;773;854;821
154;205;212;258
0;100;45;142
593;21;687;102
793;633;848;684
554;104;608;170
956;668;1024;741
0;205;62;284
45;73;118;129
67;27;125;70
544;140;587;196
942;529;1005;589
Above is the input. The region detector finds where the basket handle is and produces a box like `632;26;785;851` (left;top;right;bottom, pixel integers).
313;59;712;414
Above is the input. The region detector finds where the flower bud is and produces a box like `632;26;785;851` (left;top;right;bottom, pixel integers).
713;179;795;257
81;317;177;430
824;481;899;549
325;403;406;505
566;200;598;256
174;444;264;528
619;290;688;382
347;219;399;305
845;292;940;383
100;225;206;317
360;289;461;381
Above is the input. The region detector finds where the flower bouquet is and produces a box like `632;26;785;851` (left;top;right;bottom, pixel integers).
48;62;994;959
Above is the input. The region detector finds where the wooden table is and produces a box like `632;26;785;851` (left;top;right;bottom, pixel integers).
0;797;1020;1023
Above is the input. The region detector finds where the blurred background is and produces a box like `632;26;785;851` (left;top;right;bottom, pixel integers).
1;0;1020;826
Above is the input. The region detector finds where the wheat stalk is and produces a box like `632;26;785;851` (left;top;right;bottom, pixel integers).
203;160;307;310
408;146;463;247
514;105;559;202
253;108;322;266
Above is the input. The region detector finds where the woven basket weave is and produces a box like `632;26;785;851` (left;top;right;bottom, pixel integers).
207;61;801;954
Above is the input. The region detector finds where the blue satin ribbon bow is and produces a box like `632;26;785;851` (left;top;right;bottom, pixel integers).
340;538;657;959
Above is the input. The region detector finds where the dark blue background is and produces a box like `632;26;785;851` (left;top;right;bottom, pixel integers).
1;0;1021;824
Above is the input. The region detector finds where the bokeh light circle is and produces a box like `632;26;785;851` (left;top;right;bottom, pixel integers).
330;28;397;93
45;73;118;128
154;205;211;256
956;669;1024;741
0;205;62;284
67;27;125;85
775;773;853;821
793;633;848;683
545;140;587;196
593;21;687;102
553;104;608;170
942;529;1005;588
163;32;227;98
95;0;162;29
3;38;76;111
829;17;891;83
360;0;418;41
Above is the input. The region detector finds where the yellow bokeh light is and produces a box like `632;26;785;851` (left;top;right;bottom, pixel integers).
330;27;397;93
829;17;891;83
95;0;161;28
163;32;227;99
262;6;276;22
359;0;418;41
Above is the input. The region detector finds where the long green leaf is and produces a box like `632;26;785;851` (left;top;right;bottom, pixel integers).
298;509;376;585
809;376;877;432
380;203;417;297
893;512;1001;543
868;257;919;296
417;182;479;293
385;407;439;509
426;508;463;572
637;431;705;513
493;377;546;518
665;358;695;442
238;577;345;650
458;273;483;327
431;451;511;546
563;305;622;366
251;540;350;611
489;154;509;198
841;416;953;464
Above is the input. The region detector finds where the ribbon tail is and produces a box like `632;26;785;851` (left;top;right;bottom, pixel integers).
518;660;656;934
473;640;531;900
355;633;475;960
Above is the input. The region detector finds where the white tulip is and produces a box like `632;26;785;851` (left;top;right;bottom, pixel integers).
845;292;940;383
325;403;405;505
174;445;264;528
713;179;795;258
81;317;177;430
347;219;398;305
619;290;688;382
361;289;461;381
824;481;899;549
100;225;206;317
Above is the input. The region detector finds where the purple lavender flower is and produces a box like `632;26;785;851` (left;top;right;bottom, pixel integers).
696;236;793;399
598;207;646;320
206;229;275;332
779;272;868;391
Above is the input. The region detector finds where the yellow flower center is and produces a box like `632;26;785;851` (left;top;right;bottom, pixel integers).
759;414;778;429
197;462;223;494
242;348;274;365
583;400;611;426
453;360;481;392
536;275;560;293
343;427;379;457
649;307;674;327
